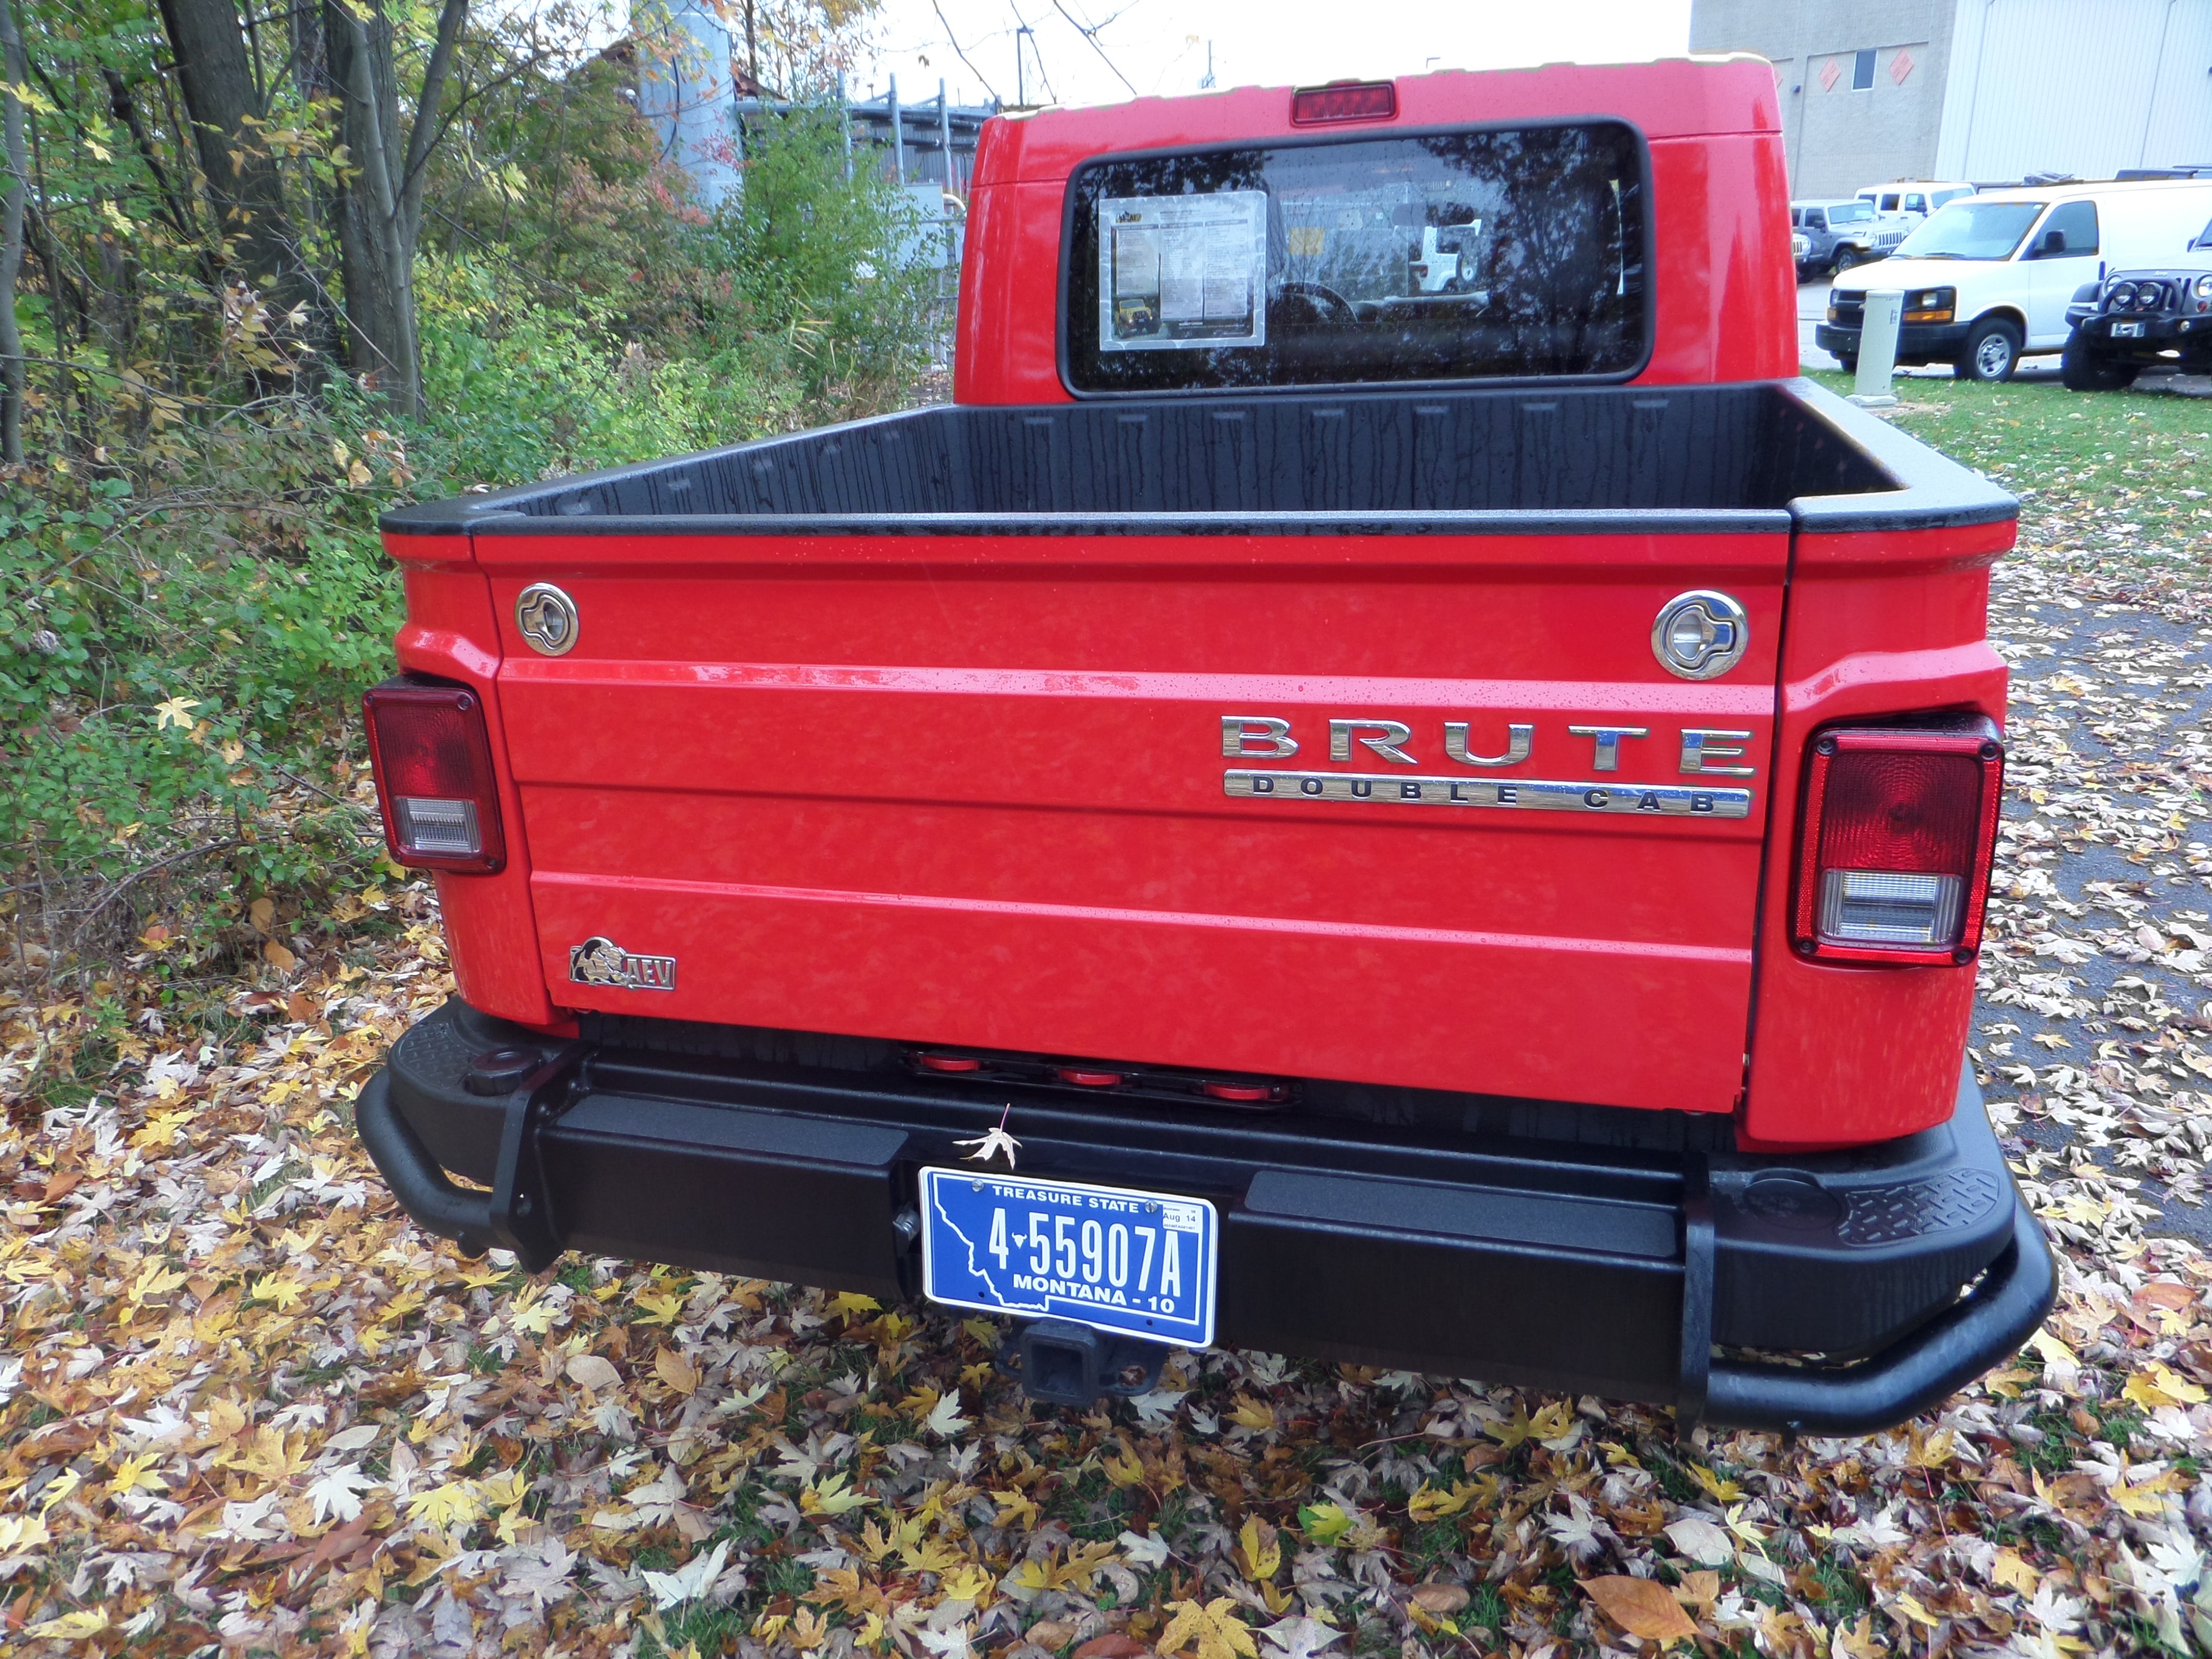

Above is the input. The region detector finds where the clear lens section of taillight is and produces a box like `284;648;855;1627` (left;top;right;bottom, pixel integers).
393;796;482;858
363;676;507;874
1817;869;1963;946
1793;725;2003;965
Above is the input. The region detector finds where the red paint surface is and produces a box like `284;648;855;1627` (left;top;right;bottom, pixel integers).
471;529;1784;1114
384;538;560;1030
956;59;1796;404
1739;522;2015;1149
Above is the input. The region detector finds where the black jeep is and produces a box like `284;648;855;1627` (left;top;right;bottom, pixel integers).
2062;218;2212;391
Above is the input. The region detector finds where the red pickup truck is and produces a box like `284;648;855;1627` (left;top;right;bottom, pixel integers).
356;58;2052;1432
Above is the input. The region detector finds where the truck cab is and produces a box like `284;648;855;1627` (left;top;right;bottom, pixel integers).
357;57;2051;1430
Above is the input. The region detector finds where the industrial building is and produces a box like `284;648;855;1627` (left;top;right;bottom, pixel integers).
1690;0;2212;196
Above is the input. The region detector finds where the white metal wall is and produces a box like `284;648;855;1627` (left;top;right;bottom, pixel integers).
1937;0;2212;180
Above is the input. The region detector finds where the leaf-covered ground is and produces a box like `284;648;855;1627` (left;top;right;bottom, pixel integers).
4;378;2211;1659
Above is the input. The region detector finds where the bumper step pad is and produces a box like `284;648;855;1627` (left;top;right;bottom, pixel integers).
357;997;2053;1433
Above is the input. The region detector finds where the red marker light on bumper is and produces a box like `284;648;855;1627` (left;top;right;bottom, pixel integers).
362;676;506;874
1792;726;2004;965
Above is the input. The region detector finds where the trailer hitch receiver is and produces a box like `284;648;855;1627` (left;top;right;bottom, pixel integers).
1001;1319;1174;1408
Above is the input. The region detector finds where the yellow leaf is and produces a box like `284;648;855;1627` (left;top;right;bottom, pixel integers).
2123;1362;2208;1410
1227;1394;1276;1432
1298;1501;1353;1545
0;1515;49;1550
1527;1399;1577;1443
632;1289;685;1326
940;1563;994;1603
1991;1549;2039;1596
655;1347;700;1395
827;1291;881;1318
153;694;201;731
127;1259;189;1304
38;1469;82;1512
1689;1463;1743;1504
249;1273;306;1310
1238;1515;1281;1582
1905;1427;1955;1470
105;1452;168;1499
2029;1329;2077;1368
1102;1445;1145;1488
1406;1480;1476;1522
2110;1472;2184;1518
800;1472;871;1516
1893;1593;1940;1628
1157;1596;1259;1659
408;1480;486;1530
1582;1577;1699;1645
963;1317;1001;1345
994;1489;1041;1530
28;1608;111;1640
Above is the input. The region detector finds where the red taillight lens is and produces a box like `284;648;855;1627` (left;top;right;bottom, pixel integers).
362;676;506;874
1290;80;1396;124
1792;725;2003;965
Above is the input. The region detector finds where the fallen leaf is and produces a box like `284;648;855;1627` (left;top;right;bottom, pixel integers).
654;1347;699;1395
263;937;298;973
1664;1514;1735;1567
1026;1620;1077;1651
1582;1576;1699;1644
1073;1639;1152;1659
566;1353;622;1392
1408;1583;1470;1615
1157;1597;1258;1659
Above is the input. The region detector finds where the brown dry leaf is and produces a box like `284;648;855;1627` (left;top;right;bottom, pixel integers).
1409;1582;1470;1615
1582;1576;1699;1644
1073;1639;1151;1659
262;937;297;972
654;1346;699;1395
1671;1569;1721;1609
249;896;275;934
1027;1620;1077;1651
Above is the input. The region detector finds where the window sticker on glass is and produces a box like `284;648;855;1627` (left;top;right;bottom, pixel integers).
1099;191;1268;351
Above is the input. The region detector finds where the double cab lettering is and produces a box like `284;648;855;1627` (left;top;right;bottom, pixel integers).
1222;715;1758;777
1221;715;1757;820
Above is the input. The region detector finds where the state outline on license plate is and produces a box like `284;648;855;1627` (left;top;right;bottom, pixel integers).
918;1167;1218;1350
2111;321;2144;337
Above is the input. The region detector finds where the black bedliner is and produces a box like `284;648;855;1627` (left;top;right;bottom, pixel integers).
382;378;2012;539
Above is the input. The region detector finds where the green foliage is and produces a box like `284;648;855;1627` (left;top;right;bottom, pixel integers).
4;4;936;980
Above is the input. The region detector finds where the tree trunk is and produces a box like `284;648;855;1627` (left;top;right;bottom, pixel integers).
0;0;25;462
326;0;465;419
153;0;315;326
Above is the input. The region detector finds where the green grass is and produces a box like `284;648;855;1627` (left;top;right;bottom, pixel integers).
1804;368;2212;553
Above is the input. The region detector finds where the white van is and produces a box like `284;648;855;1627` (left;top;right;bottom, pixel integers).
1856;182;1975;222
1819;179;2212;380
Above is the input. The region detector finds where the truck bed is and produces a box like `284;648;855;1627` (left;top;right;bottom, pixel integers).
387;381;1988;532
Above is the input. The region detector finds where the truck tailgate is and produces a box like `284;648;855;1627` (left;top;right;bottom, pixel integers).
480;523;1781;1115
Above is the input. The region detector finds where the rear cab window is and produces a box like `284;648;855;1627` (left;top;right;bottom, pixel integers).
1062;120;1650;393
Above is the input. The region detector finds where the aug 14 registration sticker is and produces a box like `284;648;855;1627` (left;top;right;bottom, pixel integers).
918;1168;1218;1350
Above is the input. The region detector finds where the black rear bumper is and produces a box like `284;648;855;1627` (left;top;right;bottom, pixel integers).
359;997;2053;1434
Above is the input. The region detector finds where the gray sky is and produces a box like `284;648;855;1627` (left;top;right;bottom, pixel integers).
852;0;1696;111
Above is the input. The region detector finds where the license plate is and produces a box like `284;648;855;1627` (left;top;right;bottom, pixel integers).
919;1168;1217;1349
2111;321;2144;337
